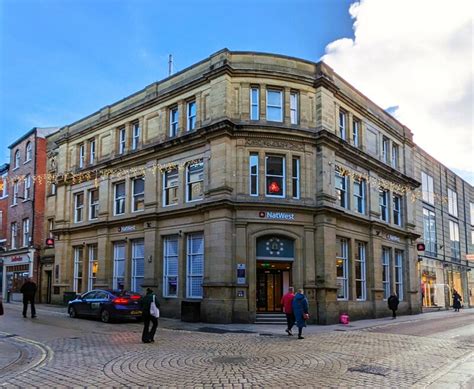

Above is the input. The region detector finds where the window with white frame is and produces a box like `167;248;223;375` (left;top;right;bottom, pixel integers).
423;208;437;255
393;194;402;226
448;188;458;217
132;122;140;150
22;218;29;247
12;181;18;205
163;235;179;297
186;160;204;202
169;107;179;137
355;242;367;300
421;172;434;204
395;250;404;300
118;127;126;154
88;245;98;291
14;150;20;169
336;237;348;300
48;218;54;239
335;169;348;208
290;92;298;124
250;87;259;120
24;175;31;200
113;242;126;290
187;101;196;131
391;143;399;168
50;182;57;196
470;202;474;225
187;232;204;298
379;188;389;222
266;90;283;122
114;182;126;215
1;174;8;198
74;192;84;223
449;220;460;259
73;246;84;293
131;239;144;293
132;176;145;212
353;177;365;214
79;144;85;168
89;189;99;220
382;136;390;163
25;142;32;162
265;155;285;197
292;157;300;199
163;167;179;206
338;110;347;140
249;154;259;196
11;222;17;249
89;138;96;165
353;119;360;147
382;247;391;299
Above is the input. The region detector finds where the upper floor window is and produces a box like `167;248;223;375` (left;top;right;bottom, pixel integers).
391;143;399;169
393;194;402;226
421;172;434;205
290;92;298;124
163;167;179;206
114;182;126;215
187;101;196;131
249;154;259;196
423;208;437;255
132;122;140;150
471;202;474;225
50;182;57;196
0;174;8;198
379;188;389;222
448;188;458;217
250;87;259;120
353;177;366;214
11;222;17;249
353;119;360;147
169;107;179;137
449;220;460;260
48;218;54;239
292;157;300;199
338;110;347;140
132;176;145;212
25;142;32;162
118;127;126;154
266;90;283;122
265;155;285;197
89;139;96;165
382;136;390;164
14;150;20;169
12;181;18;205
186;160;204;202
89;189;99;220
79;144;85;168
335;169;348;208
22;218;30;247
23;175;31;200
74;192;84;223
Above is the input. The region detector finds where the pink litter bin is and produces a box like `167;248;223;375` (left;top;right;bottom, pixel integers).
339;313;349;325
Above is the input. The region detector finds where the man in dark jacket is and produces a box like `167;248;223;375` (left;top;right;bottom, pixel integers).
20;278;37;318
388;292;399;319
141;288;159;343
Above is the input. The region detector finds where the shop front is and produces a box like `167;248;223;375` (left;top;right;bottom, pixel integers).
420;259;447;308
1;249;35;302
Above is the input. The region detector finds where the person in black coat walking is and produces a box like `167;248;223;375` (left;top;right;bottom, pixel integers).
20;278;37;318
452;290;462;312
387;292;399;319
141;288;159;343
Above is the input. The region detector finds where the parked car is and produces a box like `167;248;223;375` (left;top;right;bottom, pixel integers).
68;289;142;323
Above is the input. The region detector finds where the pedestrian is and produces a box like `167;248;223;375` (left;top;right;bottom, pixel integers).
280;286;295;336
292;289;309;340
141;288;159;343
388;292;399;319
452;290;462;312
20;277;37;318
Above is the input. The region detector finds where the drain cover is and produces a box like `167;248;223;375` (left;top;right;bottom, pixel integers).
197;327;255;334
213;356;247;364
348;365;389;377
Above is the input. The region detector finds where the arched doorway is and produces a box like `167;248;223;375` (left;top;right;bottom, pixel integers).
256;235;294;312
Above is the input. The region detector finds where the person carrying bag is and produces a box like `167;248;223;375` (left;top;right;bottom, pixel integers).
141;288;159;343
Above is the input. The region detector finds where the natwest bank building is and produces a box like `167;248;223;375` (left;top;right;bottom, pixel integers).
2;250;35;301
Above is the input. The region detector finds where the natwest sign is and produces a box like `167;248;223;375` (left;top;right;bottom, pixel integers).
259;211;295;221
3;253;31;266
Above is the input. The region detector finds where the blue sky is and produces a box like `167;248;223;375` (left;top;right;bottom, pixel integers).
0;0;353;161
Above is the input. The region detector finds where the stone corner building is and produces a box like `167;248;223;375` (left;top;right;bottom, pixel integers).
45;49;471;324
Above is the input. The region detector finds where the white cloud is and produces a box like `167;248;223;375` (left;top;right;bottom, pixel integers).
322;0;473;184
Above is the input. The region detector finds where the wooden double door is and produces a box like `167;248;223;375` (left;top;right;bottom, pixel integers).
256;262;291;312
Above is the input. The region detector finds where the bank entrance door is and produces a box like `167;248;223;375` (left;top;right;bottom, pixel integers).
256;262;292;312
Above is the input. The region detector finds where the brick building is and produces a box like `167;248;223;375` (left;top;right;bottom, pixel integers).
0;163;10;294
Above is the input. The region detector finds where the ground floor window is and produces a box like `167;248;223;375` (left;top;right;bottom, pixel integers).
355;242;367;300
88;245;98;291
163;235;179;297
382;247;391;300
395;250;404;300
131;239;144;293
187;232;204;298
73;247;84;293
113;242;126;290
336;237;348;300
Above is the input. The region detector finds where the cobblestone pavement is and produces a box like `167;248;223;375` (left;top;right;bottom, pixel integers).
0;305;473;388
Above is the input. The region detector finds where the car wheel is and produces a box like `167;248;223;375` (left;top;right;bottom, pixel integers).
100;309;111;323
68;306;78;318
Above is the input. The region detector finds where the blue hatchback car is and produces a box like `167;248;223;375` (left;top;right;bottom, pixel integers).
68;289;143;323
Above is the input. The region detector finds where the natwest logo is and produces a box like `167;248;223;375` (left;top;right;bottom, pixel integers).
259;211;295;221
11;256;23;262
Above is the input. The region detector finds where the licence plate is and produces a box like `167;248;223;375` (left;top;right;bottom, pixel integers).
131;310;142;315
